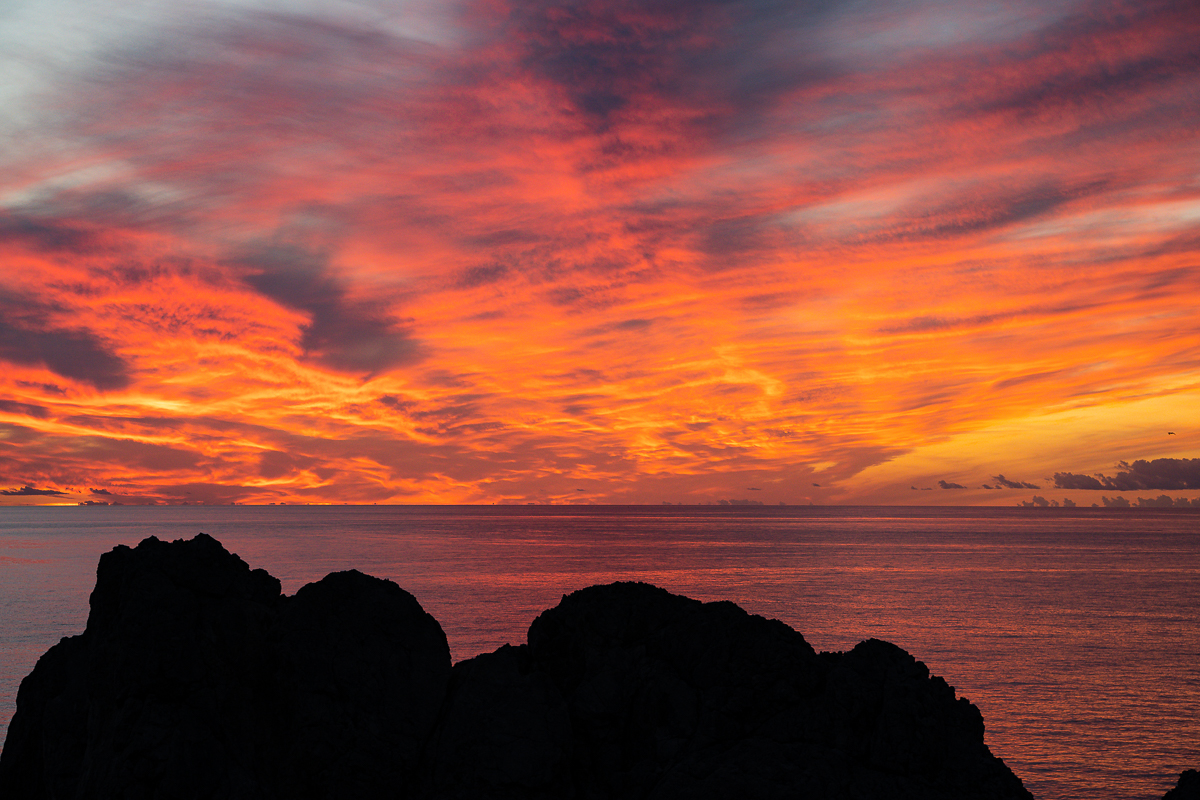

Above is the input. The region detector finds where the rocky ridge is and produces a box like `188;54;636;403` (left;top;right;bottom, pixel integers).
0;534;1188;798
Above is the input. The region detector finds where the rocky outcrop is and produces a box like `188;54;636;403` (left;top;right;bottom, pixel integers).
1;534;1035;798
426;583;1028;799
1165;770;1200;800
0;534;448;799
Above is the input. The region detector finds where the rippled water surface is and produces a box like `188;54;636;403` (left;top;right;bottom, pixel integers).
2;505;1198;799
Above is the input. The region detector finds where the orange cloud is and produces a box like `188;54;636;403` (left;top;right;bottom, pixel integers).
1;0;1198;505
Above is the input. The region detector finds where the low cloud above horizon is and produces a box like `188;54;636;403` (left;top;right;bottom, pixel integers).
1054;459;1200;492
1;0;1198;506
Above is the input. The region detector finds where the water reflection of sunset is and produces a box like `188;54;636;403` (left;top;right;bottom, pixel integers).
2;0;1198;507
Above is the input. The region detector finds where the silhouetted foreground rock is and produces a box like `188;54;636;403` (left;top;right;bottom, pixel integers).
1164;770;1200;800
0;534;447;799
0;534;1045;798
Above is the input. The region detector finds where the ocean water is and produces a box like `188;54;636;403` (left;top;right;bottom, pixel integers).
1;505;1197;799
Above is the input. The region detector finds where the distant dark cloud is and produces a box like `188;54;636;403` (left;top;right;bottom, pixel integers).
0;421;39;445
511;0;837;133
0;291;131;390
878;298;1098;336
455;263;511;289
0;212;98;253
1095;495;1200;508
583;317;657;338
1165;497;1200;507
74;437;202;472
614;318;653;330
91;488;112;495
992;474;1040;490
969;1;1200;120
701;215;777;258
238;244;421;375
258;450;316;480
544;285;618;311
16;381;67;395
0;400;49;419
147;482;264;505
1018;496;1079;508
740;291;802;311
938;480;966;489
1052;472;1104;490
1;485;67;496
1054;458;1200;491
378;394;416;411
863;181;1110;247
978;49;1197;120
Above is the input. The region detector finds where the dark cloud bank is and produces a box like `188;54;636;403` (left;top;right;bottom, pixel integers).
1022;494;1200;508
238;245;420;376
1097;494;1200;508
991;475;1040;490
1019;496;1077;508
0;291;131;391
0;485;67;497
1054;458;1200;491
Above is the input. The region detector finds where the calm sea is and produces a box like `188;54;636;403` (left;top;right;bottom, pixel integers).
1;505;1197;798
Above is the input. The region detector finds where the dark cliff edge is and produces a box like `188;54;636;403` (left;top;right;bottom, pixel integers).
0;534;1187;799
1164;771;1200;800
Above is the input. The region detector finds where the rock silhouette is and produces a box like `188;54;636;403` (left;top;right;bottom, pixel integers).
0;533;1175;798
425;583;1026;799
0;534;447;799
1164;770;1200;800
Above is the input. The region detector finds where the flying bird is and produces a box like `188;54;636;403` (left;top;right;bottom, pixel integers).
1168;431;1176;435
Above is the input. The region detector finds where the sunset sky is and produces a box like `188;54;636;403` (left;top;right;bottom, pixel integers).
1;0;1198;506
